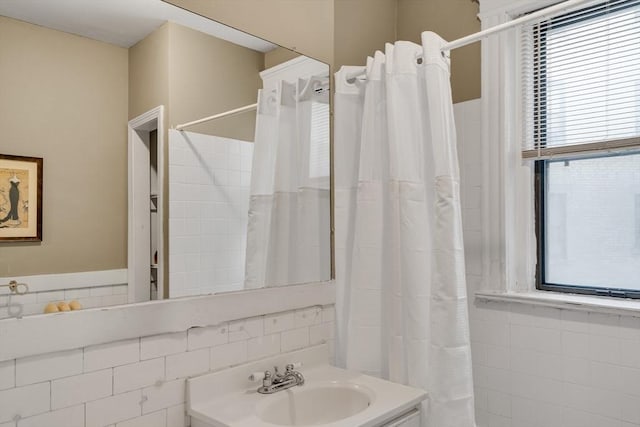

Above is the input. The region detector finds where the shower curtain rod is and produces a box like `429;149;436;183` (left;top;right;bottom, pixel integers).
175;102;257;131
345;0;594;82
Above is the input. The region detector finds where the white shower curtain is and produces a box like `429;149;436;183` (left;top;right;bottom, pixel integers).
245;76;331;289
335;32;476;427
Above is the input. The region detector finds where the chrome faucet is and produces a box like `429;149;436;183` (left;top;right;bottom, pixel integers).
252;364;305;394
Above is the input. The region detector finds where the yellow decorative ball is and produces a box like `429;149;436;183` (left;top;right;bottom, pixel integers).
44;303;59;314
57;302;71;312
69;300;82;310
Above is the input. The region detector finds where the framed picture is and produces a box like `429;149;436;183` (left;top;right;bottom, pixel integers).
0;154;43;242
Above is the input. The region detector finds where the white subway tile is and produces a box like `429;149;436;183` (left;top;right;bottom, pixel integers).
589;361;623;392
51;369;112;409
621;393;640;424
294;307;322;328
116;410;166;427
0;422;13;427
618;316;640;341
487;389;511;417
210;341;247;371
228;317;263;342
486;345;510;369
561;310;590;333
141;332;187;360
247;334;281;361
64;288;91;299
588;334;621;364
475;319;509;347
16;349;83;386
36;290;65;303
0;382;50;423
90;286;113;297
511;324;562;354
488;413;511;427
619;339;640;369
187;324;228;351
281;328;310;353
588;313;620;337
0;361;14;391
142;379;185;414
321;306;335;323
84;338;140;372
167;404;187;427
563;357;589;385
618;366;640;397
264;312;295;335
85;390;142;427
562;331;589;358
166;349;209;380
309;323;334;345
114;358;165;394
19;404;84;427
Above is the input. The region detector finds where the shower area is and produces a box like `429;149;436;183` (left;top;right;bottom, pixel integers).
168;55;331;298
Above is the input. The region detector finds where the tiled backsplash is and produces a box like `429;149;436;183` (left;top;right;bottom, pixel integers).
168;130;253;297
0;304;335;427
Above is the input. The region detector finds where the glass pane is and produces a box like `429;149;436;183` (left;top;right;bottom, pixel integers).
545;152;640;289
545;4;640;147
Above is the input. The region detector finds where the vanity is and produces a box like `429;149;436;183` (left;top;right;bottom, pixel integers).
187;344;426;427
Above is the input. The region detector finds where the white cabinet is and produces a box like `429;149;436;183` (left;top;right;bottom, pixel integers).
380;407;421;427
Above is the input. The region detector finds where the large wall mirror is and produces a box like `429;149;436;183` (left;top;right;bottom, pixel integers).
0;0;331;320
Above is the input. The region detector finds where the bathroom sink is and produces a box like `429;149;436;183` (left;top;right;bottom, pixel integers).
187;344;427;427
256;382;374;426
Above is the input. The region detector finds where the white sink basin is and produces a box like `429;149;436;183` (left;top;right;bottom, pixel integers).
256;382;374;426
187;344;427;427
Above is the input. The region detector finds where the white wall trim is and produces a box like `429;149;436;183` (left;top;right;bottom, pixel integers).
0;280;335;362
0;269;127;295
480;1;540;293
128;105;165;302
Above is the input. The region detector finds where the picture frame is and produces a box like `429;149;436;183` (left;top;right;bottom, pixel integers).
0;154;43;242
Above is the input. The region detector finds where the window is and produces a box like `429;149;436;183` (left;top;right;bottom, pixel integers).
525;0;640;297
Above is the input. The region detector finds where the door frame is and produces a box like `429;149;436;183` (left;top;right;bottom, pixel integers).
127;105;164;303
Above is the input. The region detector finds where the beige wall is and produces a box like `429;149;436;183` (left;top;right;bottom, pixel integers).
0;16;129;276
164;0;334;66
397;0;480;102
334;0;397;70
167;22;263;141
129;23;170;120
264;47;300;69
167;0;480;102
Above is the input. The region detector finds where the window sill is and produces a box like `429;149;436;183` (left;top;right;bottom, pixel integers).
475;290;640;317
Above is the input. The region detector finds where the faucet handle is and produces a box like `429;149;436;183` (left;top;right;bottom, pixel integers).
248;370;270;382
285;362;303;372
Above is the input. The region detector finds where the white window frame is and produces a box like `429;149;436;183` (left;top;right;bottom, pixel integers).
477;0;640;313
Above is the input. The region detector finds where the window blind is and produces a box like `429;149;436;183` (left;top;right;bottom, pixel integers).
522;0;640;160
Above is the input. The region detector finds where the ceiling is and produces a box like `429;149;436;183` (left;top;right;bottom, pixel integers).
0;0;277;52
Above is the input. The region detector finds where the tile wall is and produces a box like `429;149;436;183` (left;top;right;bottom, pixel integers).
168;130;253;297
0;305;335;427
455;99;640;427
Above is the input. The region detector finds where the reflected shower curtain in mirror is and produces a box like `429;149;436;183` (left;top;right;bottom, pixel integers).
245;77;331;289
334;32;476;427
